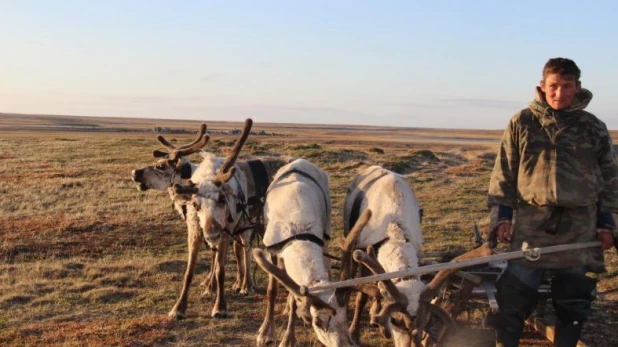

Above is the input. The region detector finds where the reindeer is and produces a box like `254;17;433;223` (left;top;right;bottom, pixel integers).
131;124;208;219
253;159;367;347
132;120;288;319
342;165;491;346
172;118;271;318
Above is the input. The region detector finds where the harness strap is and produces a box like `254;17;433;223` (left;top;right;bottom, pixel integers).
247;160;269;206
347;170;389;234
372;237;390;255
266;233;325;253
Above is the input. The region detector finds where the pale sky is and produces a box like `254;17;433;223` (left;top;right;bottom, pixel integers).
2;1;618;129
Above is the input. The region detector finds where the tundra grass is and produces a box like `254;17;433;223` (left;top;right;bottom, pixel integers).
0;128;616;347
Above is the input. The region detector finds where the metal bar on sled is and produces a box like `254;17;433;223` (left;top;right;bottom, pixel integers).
303;241;601;295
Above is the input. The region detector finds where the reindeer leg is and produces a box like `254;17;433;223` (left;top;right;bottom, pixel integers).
211;233;230;318
257;253;279;346
199;239;213;288
349;265;369;343
169;222;202;320
279;294;297;347
201;248;217;296
232;241;243;292
240;231;255;295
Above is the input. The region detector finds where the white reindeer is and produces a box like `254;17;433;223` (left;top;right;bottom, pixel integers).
343;165;490;346
253;159;365;347
342;165;427;345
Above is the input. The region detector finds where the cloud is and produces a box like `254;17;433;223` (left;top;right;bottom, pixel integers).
390;98;524;111
441;98;524;110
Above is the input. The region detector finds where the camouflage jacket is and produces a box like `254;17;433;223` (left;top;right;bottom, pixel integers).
488;87;618;271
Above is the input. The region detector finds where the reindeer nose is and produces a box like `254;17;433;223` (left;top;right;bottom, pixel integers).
131;169;143;182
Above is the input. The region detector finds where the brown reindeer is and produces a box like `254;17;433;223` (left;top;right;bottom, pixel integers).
174;119;293;318
131;120;289;319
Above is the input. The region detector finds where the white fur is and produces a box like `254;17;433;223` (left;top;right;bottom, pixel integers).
376;238;426;315
348;166;422;249
261;159;355;347
262;159;331;247
345;166;426;345
191;152;248;246
280;241;329;287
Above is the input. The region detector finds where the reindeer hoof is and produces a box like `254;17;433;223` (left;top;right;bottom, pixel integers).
212;311;230;319
256;335;275;346
278;337;296;347
168;310;185;320
239;287;255;296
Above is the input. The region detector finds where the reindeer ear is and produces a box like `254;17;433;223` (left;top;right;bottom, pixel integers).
153;150;169;158
174;183;198;195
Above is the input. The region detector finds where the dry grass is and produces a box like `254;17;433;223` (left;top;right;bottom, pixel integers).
0;115;616;346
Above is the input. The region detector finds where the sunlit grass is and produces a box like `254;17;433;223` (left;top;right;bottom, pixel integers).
0;126;615;346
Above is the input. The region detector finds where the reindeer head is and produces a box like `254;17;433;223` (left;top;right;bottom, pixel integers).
174;119;252;245
253;248;356;347
131;124;208;191
253;210;371;347
352;246;422;347
354;242;493;346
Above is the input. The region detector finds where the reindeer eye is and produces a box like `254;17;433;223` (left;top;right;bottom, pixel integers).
390;317;407;331
155;164;166;171
313;316;324;329
313;314;330;331
192;201;201;211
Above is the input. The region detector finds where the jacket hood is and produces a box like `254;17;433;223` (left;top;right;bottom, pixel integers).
529;87;593;127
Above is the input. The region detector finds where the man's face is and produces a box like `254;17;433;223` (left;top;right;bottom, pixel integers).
540;73;581;110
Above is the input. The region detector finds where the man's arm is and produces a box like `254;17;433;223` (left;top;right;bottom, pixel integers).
595;121;618;250
488;118;520;246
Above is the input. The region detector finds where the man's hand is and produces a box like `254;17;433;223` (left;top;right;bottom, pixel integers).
497;222;512;243
597;229;614;251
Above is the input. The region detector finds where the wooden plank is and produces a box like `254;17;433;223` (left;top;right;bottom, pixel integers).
525;317;588;347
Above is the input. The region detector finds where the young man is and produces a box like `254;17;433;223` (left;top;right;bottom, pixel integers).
487;57;618;347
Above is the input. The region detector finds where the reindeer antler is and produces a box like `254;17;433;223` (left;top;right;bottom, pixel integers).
409;242;492;345
212;118;253;186
421;242;492;301
169;134;210;161
353;246;414;339
335;209;374;306
340;209;372;282
153;124;209;160
253;248;336;317
157;124;207;150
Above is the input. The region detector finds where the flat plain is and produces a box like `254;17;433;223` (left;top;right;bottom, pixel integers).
1;113;616;346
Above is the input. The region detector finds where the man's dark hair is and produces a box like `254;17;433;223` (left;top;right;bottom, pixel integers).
543;57;581;81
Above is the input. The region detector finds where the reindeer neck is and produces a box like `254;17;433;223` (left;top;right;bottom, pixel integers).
376;238;420;274
279;240;329;287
